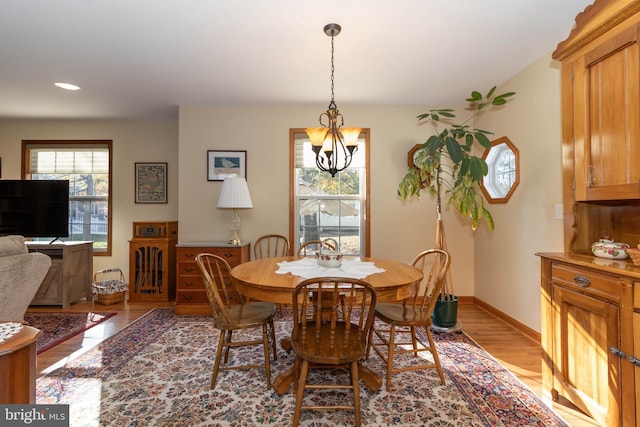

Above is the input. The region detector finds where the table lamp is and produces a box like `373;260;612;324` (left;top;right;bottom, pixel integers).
217;174;253;245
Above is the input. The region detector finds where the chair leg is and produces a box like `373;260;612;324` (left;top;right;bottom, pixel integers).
223;330;233;363
410;326;419;356
386;325;396;390
211;330;227;389
292;358;309;427
366;325;373;360
261;324;271;389
269;318;277;361
425;326;446;385
350;359;362;427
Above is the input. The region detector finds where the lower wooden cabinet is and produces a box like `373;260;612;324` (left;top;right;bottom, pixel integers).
27;241;93;308
175;242;250;315
538;253;638;427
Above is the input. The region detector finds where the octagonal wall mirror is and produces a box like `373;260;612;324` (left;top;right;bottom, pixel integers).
480;136;519;204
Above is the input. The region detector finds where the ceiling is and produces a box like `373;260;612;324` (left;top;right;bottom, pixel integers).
0;0;593;120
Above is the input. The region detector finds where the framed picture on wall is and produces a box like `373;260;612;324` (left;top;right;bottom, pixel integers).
135;162;168;203
207;150;247;181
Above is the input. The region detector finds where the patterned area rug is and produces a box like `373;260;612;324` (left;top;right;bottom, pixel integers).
24;311;116;354
36;308;568;426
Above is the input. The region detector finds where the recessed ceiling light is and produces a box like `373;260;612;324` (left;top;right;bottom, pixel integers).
54;82;81;91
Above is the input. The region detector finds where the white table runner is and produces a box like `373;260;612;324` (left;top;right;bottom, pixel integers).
0;322;23;343
276;257;385;279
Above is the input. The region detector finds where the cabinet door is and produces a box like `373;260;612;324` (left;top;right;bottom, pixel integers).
573;24;640;201
552;285;622;426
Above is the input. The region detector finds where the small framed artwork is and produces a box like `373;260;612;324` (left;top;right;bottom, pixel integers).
135;162;168;203
207;150;247;181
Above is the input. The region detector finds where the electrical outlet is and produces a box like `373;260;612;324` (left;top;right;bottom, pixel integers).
555;204;563;219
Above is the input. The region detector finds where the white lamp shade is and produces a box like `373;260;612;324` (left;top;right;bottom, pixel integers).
217;175;253;209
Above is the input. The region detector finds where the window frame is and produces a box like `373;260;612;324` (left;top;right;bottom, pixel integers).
22;140;113;256
289;128;371;257
480;136;520;204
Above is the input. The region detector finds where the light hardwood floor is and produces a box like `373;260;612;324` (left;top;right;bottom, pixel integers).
29;300;600;427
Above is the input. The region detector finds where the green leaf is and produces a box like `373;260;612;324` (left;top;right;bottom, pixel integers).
438;110;456;118
493;91;516;101
481;204;494;231
468;91;482;102
426;135;441;156
477;102;486;111
468;157;488;182
486;86;496;99
445;137;463;163
475;132;492;148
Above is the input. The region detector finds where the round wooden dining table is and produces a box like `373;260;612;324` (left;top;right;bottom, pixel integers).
230;255;423;395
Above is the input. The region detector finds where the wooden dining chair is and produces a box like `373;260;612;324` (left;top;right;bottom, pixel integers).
296;239;335;257
253;234;290;259
195;253;278;390
290;277;376;427
366;248;451;390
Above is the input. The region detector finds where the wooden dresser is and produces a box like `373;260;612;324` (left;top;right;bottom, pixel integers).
541;2;640;425
175;242;250;315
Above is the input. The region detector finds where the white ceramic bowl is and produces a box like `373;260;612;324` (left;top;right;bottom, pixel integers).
316;250;343;268
591;239;629;259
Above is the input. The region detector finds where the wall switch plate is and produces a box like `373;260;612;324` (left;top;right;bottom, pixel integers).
555;203;563;219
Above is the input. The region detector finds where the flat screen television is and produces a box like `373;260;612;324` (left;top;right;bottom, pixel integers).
0;179;70;238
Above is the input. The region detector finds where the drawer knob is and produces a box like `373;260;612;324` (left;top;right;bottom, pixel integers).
610;346;626;359
185;267;194;272
184;281;194;287
573;275;591;287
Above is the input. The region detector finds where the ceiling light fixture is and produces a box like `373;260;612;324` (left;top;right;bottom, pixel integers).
54;82;81;91
305;23;361;177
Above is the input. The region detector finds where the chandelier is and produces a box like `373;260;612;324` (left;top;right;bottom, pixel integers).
306;23;361;177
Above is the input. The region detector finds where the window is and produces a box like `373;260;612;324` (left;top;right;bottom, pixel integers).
22;140;113;255
480;136;519;204
289;129;370;256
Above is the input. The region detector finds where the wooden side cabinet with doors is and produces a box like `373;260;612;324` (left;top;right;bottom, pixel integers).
175;242;250;315
538;252;638;427
128;221;178;302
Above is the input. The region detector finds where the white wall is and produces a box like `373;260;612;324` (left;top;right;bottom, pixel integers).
178;104;476;296
0;120;179;274
473;52;565;330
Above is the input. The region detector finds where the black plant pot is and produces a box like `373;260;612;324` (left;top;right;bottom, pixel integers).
432;294;458;327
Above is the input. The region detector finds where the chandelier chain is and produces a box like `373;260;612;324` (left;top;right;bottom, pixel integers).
330;33;335;107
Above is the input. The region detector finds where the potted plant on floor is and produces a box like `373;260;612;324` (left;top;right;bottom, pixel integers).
398;86;515;328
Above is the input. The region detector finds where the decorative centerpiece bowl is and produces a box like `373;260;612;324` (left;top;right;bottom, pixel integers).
316;239;343;268
591;237;629;259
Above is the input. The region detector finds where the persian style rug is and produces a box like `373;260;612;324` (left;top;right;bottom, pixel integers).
36;308;568;426
24;311;116;354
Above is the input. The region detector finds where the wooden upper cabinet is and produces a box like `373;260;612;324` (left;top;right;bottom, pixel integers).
555;0;640;202
573;23;640;200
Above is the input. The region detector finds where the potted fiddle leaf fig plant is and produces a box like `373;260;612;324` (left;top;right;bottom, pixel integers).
398;86;515;328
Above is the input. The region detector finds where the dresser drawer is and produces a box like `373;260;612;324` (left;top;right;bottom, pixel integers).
176;290;210;304
178;275;205;290
178;262;200;276
551;263;621;302
177;247;243;266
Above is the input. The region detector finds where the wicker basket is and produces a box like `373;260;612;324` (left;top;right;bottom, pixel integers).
627;248;640;266
96;290;126;305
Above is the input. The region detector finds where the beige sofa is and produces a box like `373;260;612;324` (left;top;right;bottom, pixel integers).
0;235;51;322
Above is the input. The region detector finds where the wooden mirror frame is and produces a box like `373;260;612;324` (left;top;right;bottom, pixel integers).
480;136;519;204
